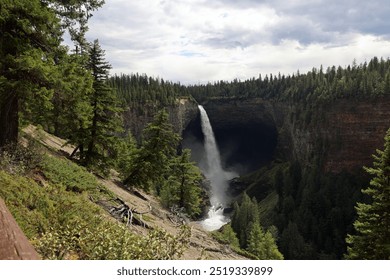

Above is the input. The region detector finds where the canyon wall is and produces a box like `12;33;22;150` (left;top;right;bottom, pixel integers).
202;96;390;173
317;97;390;172
124;95;390;174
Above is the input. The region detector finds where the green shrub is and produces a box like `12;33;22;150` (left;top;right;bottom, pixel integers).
40;155;99;193
0;170;100;238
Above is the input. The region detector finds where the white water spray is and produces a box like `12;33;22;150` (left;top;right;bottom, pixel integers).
198;105;236;231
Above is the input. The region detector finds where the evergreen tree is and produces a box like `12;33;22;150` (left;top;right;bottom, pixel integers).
346;128;390;259
230;193;284;259
47;0;105;51
231;201;240;232
45;52;93;141
123;110;180;192
247;222;284;260
0;0;103;148
262;231;284;259
219;224;240;248
0;0;62;147
113;133;138;179
231;192;264;249
237;193;254;248
161;149;203;217
247;222;265;257
80;39;122;172
280;221;310;259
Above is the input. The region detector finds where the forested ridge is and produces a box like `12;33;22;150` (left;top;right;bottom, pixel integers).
187;57;390;103
1;0;389;260
109;73;190;106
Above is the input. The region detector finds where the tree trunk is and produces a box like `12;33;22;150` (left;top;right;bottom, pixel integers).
0;92;18;148
84;101;98;166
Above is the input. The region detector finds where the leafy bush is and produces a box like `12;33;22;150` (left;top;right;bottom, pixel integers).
0;170;54;238
0;169;101;239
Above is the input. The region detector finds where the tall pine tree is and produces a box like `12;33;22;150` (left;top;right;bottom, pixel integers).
247;222;284;260
0;0;103;148
123;110;180;191
346;128;390;259
0;0;61;147
78;39;122;172
160;149;203;217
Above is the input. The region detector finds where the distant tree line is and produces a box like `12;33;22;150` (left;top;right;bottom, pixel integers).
187;57;390;103
108;73;190;105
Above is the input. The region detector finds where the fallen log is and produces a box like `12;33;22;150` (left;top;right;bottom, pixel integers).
109;198;152;228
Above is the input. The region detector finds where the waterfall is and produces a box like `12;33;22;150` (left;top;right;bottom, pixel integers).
198;105;235;231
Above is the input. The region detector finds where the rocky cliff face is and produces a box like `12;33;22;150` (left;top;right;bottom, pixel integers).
200;98;281;173
319;97;390;172
124;96;390;174
123;98;199;141
200;96;390;174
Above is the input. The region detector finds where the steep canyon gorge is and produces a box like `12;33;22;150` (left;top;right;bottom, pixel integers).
124;95;390;259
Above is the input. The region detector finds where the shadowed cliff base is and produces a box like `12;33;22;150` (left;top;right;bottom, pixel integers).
182;108;278;176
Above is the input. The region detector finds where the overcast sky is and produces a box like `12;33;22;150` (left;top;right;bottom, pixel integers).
84;0;390;84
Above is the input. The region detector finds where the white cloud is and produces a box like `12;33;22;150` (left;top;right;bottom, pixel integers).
84;0;390;84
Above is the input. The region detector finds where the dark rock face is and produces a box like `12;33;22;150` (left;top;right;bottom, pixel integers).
186;97;390;174
319;97;390;172
123;98;199;141
201;99;279;174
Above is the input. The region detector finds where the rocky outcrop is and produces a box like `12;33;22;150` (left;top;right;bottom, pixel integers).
202;98;279;129
200;98;281;173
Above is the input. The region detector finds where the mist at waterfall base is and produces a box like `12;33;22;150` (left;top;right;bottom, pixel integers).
197;105;237;231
